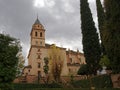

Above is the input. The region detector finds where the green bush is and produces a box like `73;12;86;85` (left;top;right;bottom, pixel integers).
92;74;113;88
0;83;14;90
77;64;89;75
72;74;113;88
14;82;62;89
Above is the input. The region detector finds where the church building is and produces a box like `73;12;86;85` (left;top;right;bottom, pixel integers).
23;18;86;82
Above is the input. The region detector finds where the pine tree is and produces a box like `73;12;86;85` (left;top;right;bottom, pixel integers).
103;0;120;73
80;0;101;74
96;0;106;55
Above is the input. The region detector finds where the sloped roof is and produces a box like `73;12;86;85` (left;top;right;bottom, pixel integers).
34;18;41;24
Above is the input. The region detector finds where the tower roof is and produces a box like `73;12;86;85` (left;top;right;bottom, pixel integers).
34;18;41;25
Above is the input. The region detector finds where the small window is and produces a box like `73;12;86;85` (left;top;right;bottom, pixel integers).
79;58;81;62
36;41;38;45
37;55;40;59
28;69;30;72
70;58;72;63
38;71;41;78
38;63;41;68
40;32;42;37
40;41;42;45
69;68;71;72
35;32;37;36
38;49;41;52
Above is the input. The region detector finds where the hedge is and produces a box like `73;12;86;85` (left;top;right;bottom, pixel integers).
71;74;113;88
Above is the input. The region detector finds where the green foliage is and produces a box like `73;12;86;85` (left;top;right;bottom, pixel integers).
43;57;49;84
44;57;49;74
96;0;106;55
0;34;20;90
80;0;101;75
70;74;74;83
12;87;120;90
49;44;64;82
14;83;62;89
99;55;110;67
72;75;113;88
103;0;120;73
16;52;25;77
77;64;89;75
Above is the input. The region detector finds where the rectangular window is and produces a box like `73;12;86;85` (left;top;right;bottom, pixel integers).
38;63;41;68
36;41;38;45
40;41;42;45
40;32;42;37
70;58;72;63
37;55;41;59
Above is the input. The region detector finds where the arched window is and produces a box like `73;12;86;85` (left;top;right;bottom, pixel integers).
40;32;42;37
35;32;37;36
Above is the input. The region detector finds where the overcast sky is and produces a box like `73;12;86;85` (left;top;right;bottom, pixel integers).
0;0;102;63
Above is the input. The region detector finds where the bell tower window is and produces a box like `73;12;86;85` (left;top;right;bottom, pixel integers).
40;32;42;37
35;32;37;36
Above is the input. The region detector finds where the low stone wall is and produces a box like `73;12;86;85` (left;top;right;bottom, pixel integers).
111;74;120;88
26;75;37;83
14;74;120;88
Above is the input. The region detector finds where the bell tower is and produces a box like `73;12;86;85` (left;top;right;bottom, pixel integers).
30;18;45;47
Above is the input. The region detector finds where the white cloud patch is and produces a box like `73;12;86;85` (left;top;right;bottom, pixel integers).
62;0;75;13
34;0;45;8
33;0;55;8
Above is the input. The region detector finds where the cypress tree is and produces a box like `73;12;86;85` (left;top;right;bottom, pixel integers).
103;0;120;73
96;0;106;55
80;0;101;74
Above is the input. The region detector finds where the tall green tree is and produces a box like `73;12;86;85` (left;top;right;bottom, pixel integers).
16;51;25;77
0;34;20;90
80;0;101;75
103;0;120;73
43;57;49;84
96;0;106;55
49;44;63;82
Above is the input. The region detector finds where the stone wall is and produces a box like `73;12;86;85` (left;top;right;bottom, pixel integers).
111;74;120;88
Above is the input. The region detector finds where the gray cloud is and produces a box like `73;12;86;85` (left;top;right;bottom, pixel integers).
0;0;99;64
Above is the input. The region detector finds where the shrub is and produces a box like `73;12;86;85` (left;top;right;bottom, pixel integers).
77;64;89;75
72;74;113;88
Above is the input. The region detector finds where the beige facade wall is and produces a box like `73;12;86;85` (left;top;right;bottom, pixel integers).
23;18;86;80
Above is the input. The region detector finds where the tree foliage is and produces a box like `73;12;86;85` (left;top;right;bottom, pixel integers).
99;55;110;67
96;0;106;55
0;34;20;90
80;0;101;75
77;64;89;75
44;57;49;74
43;57;49;84
49;44;63;82
103;0;120;73
16;52;25;77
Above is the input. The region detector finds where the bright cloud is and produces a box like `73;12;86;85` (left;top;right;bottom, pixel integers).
33;0;55;8
34;0;45;8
